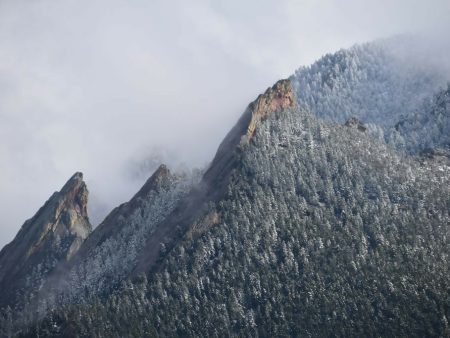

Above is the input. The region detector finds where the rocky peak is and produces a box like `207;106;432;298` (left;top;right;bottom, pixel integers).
59;172;89;218
138;164;172;193
25;172;91;259
0;172;92;308
247;79;296;138
133;80;296;276
64;164;175;266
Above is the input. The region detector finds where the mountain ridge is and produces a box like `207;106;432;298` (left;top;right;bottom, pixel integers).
133;78;296;277
1;36;450;337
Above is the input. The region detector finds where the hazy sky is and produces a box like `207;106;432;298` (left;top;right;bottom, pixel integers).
1;0;449;247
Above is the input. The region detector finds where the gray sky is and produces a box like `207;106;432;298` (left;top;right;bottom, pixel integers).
1;0;449;247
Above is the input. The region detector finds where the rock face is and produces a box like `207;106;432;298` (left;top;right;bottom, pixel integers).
247;79;296;138
68;164;173;264
57;164;177;270
345;117;367;132
201;79;296;198
0;172;91;309
37;164;195;307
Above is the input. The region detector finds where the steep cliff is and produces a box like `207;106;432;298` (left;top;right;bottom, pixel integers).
40;164;195;304
0;173;91;309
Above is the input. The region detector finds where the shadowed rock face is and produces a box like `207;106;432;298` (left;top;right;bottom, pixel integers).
34;164;185;308
345;117;367;132
0;172;91;309
61;164;175;265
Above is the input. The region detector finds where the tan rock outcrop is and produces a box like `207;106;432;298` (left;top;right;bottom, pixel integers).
247;79;296;138
0;172;92;308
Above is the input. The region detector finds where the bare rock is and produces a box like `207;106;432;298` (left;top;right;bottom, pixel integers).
0;172;92;308
345;117;367;132
247;79;296;138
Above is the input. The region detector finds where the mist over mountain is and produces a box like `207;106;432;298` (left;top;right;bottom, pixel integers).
1;0;450;251
1;35;450;337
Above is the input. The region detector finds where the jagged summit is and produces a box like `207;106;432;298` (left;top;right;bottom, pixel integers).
202;79;296;199
0;172;91;309
54;171;89;227
132;79;296;276
247;79;296;139
66;171;83;180
61;172;84;192
37;163;195;306
69;164;176;263
133;164;172;199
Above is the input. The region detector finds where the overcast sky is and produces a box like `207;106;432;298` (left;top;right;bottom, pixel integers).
0;0;449;247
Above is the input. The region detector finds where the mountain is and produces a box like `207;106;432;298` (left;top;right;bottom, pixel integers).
1;37;450;337
132;79;296;276
40;164;197;306
0;173;91;311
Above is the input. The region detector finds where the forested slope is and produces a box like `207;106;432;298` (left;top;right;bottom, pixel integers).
25;96;450;338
